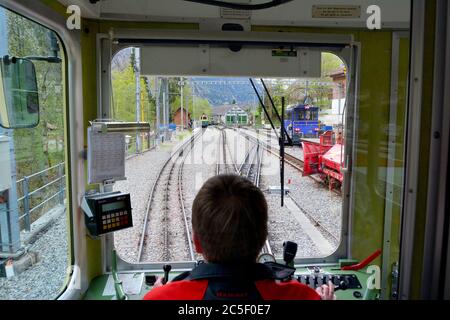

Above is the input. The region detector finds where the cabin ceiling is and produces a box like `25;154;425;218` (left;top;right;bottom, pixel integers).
57;0;410;29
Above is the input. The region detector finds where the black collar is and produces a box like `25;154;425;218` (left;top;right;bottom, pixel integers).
187;262;295;281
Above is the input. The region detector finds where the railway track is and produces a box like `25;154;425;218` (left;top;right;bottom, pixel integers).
236;129;339;250
216;126;240;175
137;131;201;262
252;144;273;256
239;129;341;196
227;128;273;256
216;127;226;174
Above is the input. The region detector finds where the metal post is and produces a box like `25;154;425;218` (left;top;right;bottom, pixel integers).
134;48;141;153
165;78;170;139
23;177;30;232
280;97;285;207
192;80;196;127
156;77;161;144
163;90;167;142
180;78;184;130
58;163;64;205
305;80;309;100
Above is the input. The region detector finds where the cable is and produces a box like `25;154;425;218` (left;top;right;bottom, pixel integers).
183;0;294;11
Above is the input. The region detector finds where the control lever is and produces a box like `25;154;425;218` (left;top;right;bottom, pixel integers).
283;241;297;267
334;280;348;291
162;264;172;284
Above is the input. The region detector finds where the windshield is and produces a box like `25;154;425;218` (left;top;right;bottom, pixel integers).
111;48;347;263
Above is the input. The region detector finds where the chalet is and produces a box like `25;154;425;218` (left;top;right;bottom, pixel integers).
173;107;191;129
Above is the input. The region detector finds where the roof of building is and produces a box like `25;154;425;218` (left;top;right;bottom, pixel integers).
174;107;191;116
212;104;249;116
328;65;347;79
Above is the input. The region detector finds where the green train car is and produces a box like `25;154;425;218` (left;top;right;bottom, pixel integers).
225;107;248;126
200;114;209;128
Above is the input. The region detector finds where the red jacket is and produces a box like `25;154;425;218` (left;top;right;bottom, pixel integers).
144;263;320;300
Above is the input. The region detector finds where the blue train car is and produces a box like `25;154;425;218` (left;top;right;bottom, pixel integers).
284;104;323;144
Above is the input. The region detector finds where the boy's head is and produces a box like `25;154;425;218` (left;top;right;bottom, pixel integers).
192;174;268;263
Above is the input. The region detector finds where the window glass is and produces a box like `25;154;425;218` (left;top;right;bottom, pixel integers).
0;7;70;300
111;48;346;263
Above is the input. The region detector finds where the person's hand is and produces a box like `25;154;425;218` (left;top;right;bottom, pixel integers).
152;276;166;289
316;281;336;300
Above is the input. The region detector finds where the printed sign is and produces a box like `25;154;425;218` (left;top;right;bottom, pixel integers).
312;5;361;19
220;8;251;20
272;49;297;57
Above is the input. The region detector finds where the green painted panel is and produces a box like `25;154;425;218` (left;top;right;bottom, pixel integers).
84;267;375;300
390;36;410;274
80;20;103;281
351;31;392;267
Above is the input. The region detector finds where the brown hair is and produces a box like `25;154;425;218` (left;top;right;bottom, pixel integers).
192;174;268;263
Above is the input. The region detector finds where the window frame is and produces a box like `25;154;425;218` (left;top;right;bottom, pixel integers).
0;0;85;300
100;30;357;272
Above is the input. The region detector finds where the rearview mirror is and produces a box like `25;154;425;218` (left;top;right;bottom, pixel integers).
0;56;39;129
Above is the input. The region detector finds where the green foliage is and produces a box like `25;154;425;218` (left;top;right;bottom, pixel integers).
166;77;212;120
111;54;156;125
322;52;343;77
4;9;66;219
112;66;136;121
6;11;64;177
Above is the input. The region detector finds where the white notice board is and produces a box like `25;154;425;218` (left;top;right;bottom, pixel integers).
88;127;126;184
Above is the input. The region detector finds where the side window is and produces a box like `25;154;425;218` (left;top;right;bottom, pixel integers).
0;7;70;299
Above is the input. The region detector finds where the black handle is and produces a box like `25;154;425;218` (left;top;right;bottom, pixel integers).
334;280;348;291
283;241;298;265
163;264;172;284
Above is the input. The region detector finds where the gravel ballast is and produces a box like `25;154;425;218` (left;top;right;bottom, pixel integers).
114;127;341;263
114;133;193;262
0;212;69;300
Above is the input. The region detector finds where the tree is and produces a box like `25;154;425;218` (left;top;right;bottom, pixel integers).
6;10;66;214
111;48;156;125
7;12;65;173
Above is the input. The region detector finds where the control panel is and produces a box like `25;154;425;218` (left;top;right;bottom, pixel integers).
84;242;378;300
81;192;133;237
297;273;362;290
85;266;371;301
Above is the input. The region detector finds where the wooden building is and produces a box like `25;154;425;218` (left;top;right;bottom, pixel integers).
173;107;191;128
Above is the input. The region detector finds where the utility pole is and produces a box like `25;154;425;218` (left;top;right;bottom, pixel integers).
166;79;170;133
0;11;21;257
155;77;161;144
192;80;195;127
179;78;185;130
133;48;141;153
305;80;309;102
162;78;169;141
163;91;166;141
